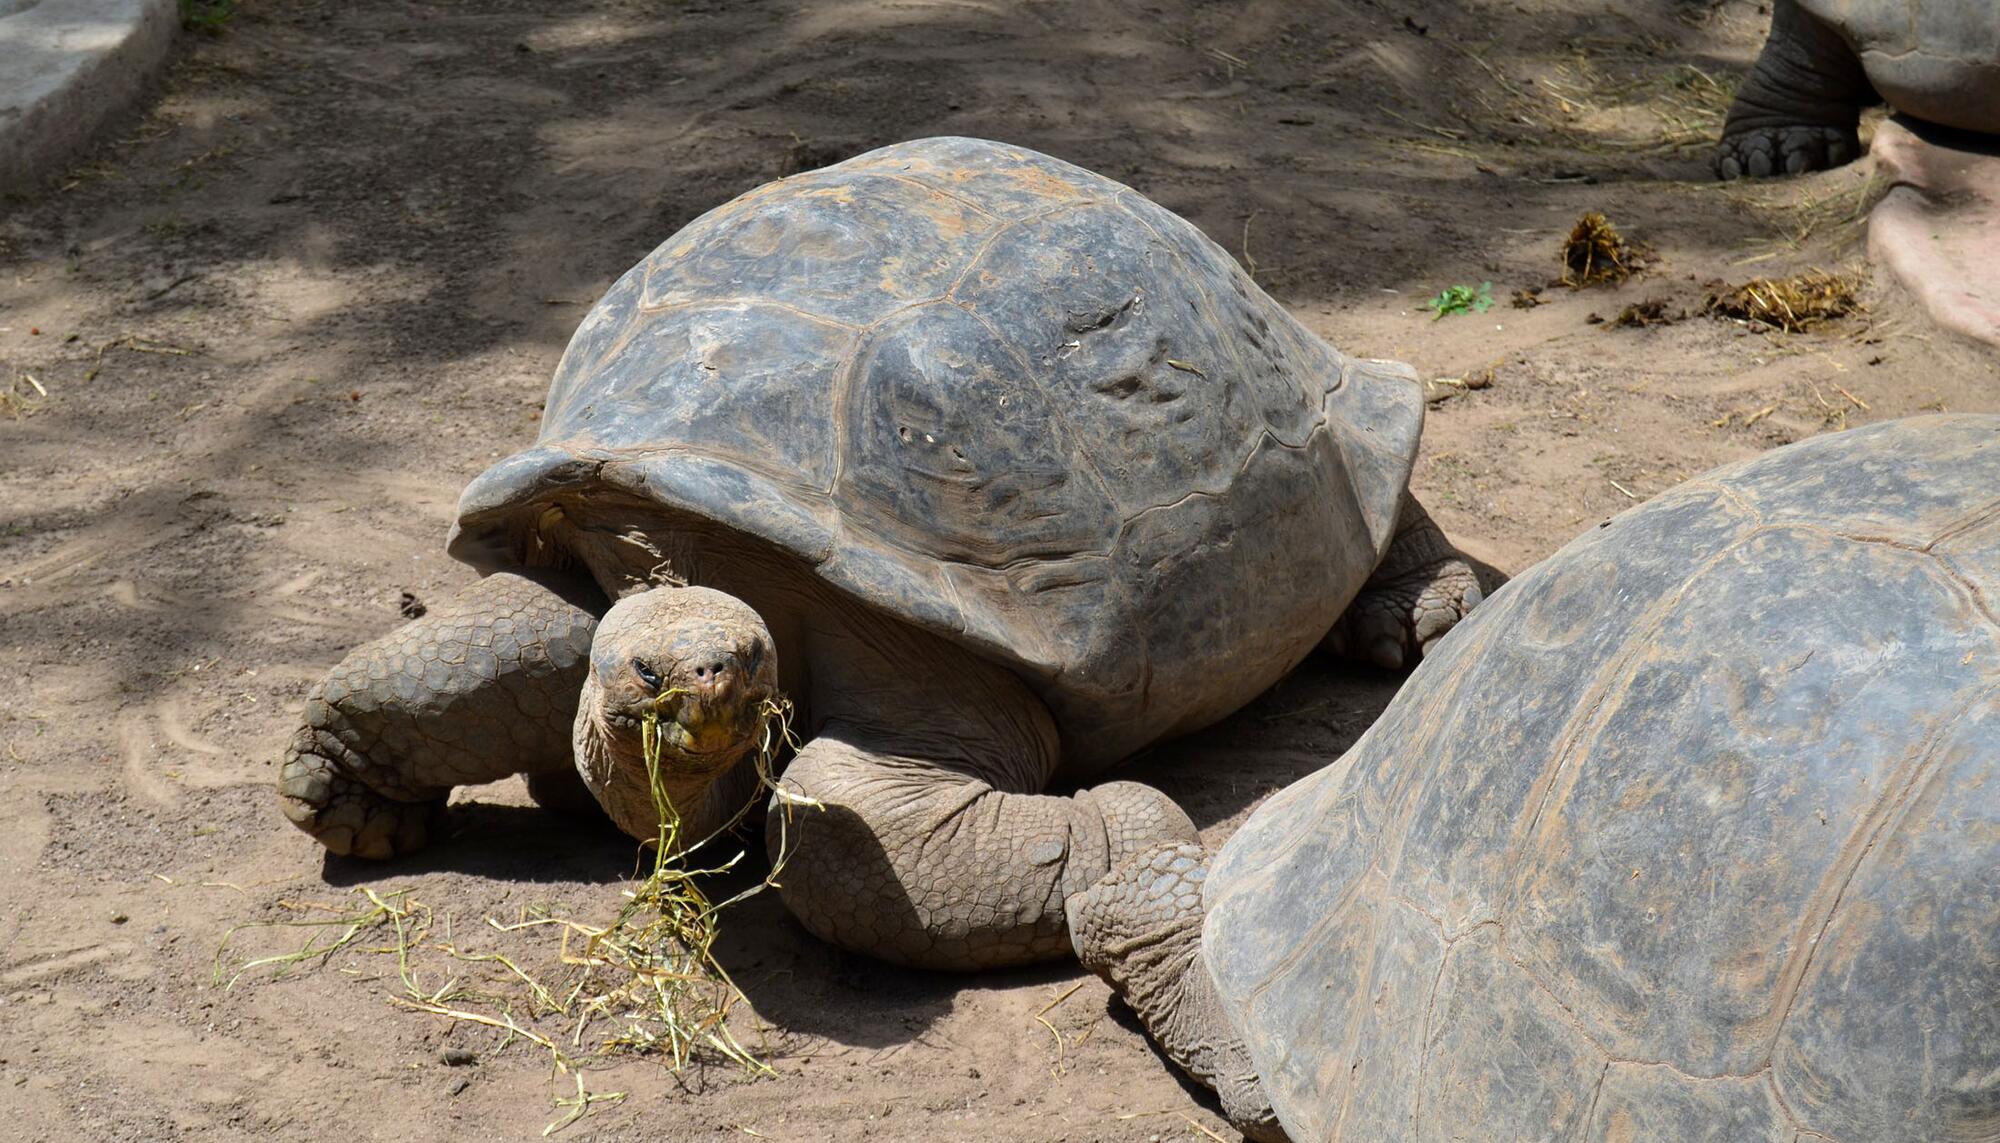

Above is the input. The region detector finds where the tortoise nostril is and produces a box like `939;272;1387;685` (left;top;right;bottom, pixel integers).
689;658;734;690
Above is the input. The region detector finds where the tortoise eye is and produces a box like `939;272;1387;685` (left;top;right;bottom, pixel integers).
631;659;662;691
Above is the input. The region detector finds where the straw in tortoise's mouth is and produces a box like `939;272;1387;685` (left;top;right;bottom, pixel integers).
605;691;766;766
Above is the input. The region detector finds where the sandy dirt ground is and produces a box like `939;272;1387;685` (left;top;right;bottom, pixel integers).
1;1;1996;1140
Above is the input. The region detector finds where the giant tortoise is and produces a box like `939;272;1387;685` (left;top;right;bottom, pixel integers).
276;136;1486;971
1072;414;2000;1139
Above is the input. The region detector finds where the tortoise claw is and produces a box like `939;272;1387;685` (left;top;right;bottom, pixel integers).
1327;555;1486;671
1714;125;1860;181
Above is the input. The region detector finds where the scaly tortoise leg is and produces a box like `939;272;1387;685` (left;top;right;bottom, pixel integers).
1715;0;1875;179
278;570;602;859
763;627;1197;971
1325;493;1487;669
769;731;1196;970
1069;843;1288;1143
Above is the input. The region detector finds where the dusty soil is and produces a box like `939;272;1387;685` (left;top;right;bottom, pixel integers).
2;1;1995;1140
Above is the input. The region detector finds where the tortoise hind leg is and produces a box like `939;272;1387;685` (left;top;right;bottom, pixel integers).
279;570;602;859
1069;843;1287;1142
1324;493;1490;670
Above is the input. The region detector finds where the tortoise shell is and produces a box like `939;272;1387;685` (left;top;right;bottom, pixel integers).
1804;0;2000;131
449;137;1423;770
1205;414;2000;1141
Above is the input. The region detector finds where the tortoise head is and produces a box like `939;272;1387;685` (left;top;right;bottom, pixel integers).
574;585;779;842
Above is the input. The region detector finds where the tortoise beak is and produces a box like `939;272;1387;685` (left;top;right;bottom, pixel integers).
666;693;758;757
635;655;767;763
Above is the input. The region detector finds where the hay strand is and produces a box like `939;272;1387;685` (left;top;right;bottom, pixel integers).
216;694;812;1131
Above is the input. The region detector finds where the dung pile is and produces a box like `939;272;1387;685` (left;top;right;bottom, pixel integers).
1704;271;1861;332
1560;212;1645;287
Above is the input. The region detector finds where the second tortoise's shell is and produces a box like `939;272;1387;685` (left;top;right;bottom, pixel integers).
1804;0;2000;131
450;137;1423;769
1205;415;2000;1141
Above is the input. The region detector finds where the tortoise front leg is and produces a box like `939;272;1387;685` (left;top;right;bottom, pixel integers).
1325;493;1488;669
764;634;1196;970
279;570;602;858
770;733;1195;969
1715;0;1875;179
1069;843;1287;1142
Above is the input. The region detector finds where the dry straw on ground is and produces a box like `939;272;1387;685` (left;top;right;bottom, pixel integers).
216;695;811;1133
1703;270;1861;332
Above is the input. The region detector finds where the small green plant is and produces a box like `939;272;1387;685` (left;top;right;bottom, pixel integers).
1423;281;1495;320
179;0;236;33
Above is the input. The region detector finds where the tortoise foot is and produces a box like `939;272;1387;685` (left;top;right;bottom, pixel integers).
279;729;447;859
1715;124;1860;180
1713;0;1870;182
1327;552;1484;670
1069;844;1289;1143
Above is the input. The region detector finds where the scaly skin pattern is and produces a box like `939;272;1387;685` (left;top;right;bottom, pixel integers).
1069;843;1287;1142
1324;494;1487;669
774;737;1198;969
1716;0;1875;179
759;581;1201;971
278;570;600;858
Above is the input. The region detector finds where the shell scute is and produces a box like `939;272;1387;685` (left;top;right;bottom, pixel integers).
1416;925;1609;1140
1714;413;2000;541
1226;884;1397;1143
549;303;850;491
951;202;1264;515
835;301;1114;568
640;167;997;327
838;136;1098;220
1296;900;1445;1139
1771;695;2000;1142
1586;1065;1788;1142
1113;188;1326;448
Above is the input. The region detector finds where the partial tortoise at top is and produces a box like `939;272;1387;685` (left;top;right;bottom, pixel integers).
276;137;1488;972
1717;1;2000;344
1715;0;1999;178
1073;414;2000;1141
